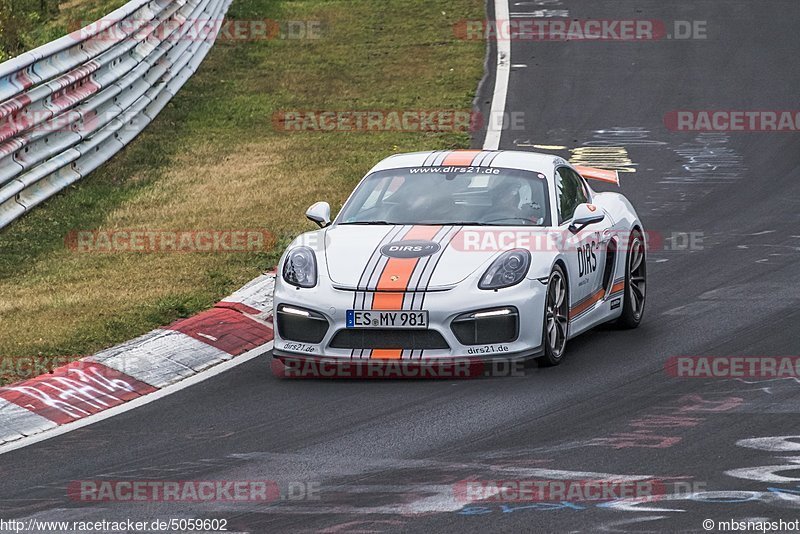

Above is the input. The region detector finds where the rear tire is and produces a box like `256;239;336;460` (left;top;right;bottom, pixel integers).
537;264;569;367
616;229;646;329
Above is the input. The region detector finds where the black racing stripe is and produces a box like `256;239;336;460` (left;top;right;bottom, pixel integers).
409;227;450;289
418;226;462;299
354;227;399;292
422;151;440;166
414;227;460;360
472;151;491;167
418;225;462;318
363;225;415;291
405;228;443;311
432;151;451;166
434;151;450;166
405;226;451;311
364;255;389;294
414;226;455;300
473;150;494;167
361;225;415;359
350;225;407;357
362;225;408;291
353;225;403;306
485;151;502;167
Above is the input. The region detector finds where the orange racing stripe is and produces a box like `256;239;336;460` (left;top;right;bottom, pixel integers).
371;226;441;359
442;150;482;167
569;289;605;320
574;165;620;186
571;280;626;321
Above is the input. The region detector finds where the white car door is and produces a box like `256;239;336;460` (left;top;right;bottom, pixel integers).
554;167;611;325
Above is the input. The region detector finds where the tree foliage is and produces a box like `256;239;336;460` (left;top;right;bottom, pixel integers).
0;0;60;61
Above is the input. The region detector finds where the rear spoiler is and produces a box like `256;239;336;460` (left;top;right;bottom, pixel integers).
574;165;620;186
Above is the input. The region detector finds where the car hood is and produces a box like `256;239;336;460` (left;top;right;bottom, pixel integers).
322;225;552;289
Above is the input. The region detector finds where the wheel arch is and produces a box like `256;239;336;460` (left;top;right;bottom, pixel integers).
551;258;570;297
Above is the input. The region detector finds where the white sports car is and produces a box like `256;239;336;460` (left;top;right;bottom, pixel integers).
272;149;646;368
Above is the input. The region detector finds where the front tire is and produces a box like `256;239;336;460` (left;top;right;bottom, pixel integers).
537;264;569;367
616;229;646;329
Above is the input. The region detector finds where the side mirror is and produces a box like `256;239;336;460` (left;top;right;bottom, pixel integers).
568;203;605;234
306;201;331;228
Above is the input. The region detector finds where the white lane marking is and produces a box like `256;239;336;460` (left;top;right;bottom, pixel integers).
0;342;273;456
483;0;511;150
510;11;569;18
533;144;567;150
726;459;800;484
736;436;800;452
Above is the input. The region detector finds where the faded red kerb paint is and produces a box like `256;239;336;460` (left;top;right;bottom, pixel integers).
0;299;273;427
0;361;156;425
590;394;743;450
167;307;273;355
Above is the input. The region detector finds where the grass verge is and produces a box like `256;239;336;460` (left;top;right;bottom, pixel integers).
0;0;485;383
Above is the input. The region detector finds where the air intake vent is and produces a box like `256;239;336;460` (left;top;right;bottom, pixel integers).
330;329;449;350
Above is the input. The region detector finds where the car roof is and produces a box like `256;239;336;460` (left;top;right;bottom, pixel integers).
367;149;567;174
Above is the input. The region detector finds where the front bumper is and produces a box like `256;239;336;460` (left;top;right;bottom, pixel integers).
272;270;547;361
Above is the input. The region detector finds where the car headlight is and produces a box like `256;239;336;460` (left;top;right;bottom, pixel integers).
283;246;317;288
478;249;531;290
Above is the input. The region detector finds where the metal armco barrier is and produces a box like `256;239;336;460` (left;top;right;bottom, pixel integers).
0;0;232;228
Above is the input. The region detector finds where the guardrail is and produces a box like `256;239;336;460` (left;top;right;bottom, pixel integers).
0;0;232;229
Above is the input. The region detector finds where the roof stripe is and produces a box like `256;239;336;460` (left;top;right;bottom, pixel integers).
442;150;482;166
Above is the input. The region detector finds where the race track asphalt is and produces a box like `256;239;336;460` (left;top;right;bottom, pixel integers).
2;1;799;532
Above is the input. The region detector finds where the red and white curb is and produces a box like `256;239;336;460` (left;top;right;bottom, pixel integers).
0;273;275;451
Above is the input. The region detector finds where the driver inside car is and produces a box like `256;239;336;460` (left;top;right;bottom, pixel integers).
483;178;545;225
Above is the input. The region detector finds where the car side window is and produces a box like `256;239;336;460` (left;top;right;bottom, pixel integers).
555;167;589;224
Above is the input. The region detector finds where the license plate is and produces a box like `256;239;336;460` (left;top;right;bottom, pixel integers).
346;310;428;329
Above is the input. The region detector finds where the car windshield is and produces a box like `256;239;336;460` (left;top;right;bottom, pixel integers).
337;166;551;226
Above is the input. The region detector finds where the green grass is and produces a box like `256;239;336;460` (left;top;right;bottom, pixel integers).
0;0;485;384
